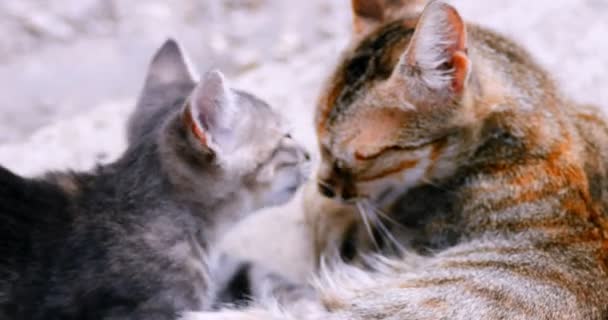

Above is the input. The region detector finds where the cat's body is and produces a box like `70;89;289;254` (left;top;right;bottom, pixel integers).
185;1;608;319
308;19;608;264
0;40;310;320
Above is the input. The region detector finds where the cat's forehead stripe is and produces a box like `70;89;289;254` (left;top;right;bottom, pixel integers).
318;22;415;138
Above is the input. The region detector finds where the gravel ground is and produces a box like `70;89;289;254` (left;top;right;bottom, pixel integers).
1;0;607;280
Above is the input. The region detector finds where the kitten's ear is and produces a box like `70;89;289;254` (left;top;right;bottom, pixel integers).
144;39;198;89
396;1;469;94
183;70;235;154
352;0;427;35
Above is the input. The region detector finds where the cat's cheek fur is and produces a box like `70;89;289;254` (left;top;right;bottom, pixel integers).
358;149;433;203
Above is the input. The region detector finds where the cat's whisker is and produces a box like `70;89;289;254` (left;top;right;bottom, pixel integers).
355;200;380;251
364;200;408;232
363;201;407;255
316;179;332;188
418;176;459;195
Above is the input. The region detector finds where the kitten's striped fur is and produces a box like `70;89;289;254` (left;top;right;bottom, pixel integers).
0;40;311;319
183;1;608;319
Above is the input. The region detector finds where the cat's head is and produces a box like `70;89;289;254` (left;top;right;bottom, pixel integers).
130;40;310;213
315;0;475;205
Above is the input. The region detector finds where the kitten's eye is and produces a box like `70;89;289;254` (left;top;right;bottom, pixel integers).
285;133;292;139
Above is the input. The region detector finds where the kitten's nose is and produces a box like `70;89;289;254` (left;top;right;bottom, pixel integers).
303;150;311;161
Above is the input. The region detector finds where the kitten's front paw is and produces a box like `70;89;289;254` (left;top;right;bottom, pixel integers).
180;310;280;320
179;311;236;320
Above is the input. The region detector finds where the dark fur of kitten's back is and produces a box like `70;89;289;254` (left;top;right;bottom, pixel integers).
0;166;71;317
0;40;309;320
1;142;204;319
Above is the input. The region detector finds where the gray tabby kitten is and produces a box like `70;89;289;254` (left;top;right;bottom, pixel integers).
0;39;309;320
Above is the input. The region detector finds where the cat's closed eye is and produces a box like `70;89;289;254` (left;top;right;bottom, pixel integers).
355;144;423;161
355;136;447;161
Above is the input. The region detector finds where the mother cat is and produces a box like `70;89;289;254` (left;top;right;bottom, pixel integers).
186;0;608;319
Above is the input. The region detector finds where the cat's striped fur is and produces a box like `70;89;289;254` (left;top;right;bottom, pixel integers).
183;1;608;319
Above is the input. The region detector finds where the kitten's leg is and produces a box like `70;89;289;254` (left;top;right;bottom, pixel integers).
211;254;256;308
180;310;285;320
211;254;316;310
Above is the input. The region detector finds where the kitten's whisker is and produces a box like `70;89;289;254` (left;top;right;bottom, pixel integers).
355;201;380;251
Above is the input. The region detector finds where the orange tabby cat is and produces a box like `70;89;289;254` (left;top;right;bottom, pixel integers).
183;1;608;319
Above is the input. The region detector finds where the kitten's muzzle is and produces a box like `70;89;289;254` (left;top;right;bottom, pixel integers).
302;150;311;162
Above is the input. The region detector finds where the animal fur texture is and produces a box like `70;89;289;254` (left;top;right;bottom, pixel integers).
183;1;608;319
0;40;310;319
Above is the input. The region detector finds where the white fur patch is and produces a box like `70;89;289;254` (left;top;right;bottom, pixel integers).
397;151;432;187
180;310;279;320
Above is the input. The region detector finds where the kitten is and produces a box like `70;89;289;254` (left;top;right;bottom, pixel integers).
183;1;608;319
0;39;310;320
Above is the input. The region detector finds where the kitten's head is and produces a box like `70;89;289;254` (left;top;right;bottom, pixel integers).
315;1;474;205
130;40;310;213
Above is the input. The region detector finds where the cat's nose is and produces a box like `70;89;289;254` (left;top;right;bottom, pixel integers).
318;182;336;198
318;182;357;203
341;188;357;202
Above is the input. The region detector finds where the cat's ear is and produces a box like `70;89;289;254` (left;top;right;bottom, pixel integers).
352;0;385;35
143;39;198;89
183;70;236;154
395;1;470;94
351;0;426;35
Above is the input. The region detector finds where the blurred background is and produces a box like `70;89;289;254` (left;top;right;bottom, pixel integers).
2;0;608;174
1;0;607;279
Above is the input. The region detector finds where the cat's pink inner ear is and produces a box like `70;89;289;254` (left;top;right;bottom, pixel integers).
183;105;208;147
452;50;469;93
402;1;469;93
183;70;232;150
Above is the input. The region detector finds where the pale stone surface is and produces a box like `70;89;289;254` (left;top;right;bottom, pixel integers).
1;0;607;280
